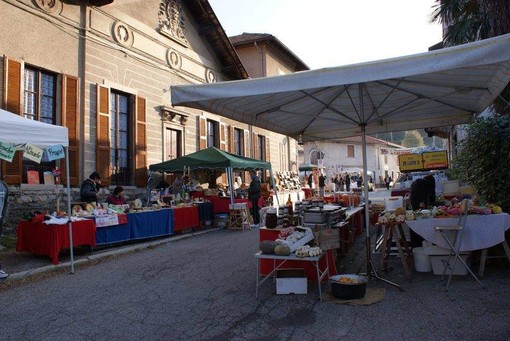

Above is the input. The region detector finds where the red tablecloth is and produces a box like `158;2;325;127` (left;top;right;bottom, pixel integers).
172;206;200;231
16;219;96;264
259;228;337;281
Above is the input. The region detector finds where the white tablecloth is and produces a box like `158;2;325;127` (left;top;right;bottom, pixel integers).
406;213;510;251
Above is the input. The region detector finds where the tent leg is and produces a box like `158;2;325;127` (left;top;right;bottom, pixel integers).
359;88;400;290
227;167;234;205
65;147;75;274
269;167;278;207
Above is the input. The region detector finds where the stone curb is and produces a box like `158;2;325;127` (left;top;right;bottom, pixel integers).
3;227;222;282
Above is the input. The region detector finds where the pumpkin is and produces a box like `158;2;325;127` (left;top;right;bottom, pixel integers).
259;240;277;254
274;244;291;256
395;207;406;216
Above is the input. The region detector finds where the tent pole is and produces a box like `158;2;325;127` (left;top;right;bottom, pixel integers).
227;167;234;205
360;87;402;291
65;146;75;274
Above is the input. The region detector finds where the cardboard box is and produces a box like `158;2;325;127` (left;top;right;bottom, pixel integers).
313;228;340;250
424;245;470;275
276;269;307;294
288;227;314;252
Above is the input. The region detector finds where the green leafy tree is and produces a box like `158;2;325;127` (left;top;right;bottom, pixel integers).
400;130;425;147
448;116;510;211
431;0;510;115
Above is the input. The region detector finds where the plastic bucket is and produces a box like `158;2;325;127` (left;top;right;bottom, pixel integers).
413;247;432;272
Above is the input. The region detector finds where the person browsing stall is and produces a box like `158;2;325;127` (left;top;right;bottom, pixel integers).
107;186;126;205
247;170;261;227
80;172;101;203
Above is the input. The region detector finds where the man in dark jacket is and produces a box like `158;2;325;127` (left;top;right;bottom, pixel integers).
80;172;101;203
247;170;261;226
409;174;436;247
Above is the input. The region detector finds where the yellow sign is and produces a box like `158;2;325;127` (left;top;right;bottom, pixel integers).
423;151;448;169
398;154;423;172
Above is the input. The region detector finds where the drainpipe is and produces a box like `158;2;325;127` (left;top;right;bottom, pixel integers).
79;3;88;181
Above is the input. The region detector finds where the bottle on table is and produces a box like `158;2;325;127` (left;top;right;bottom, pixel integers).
287;194;293;216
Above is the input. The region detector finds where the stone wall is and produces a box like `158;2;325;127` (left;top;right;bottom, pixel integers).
1;185;147;235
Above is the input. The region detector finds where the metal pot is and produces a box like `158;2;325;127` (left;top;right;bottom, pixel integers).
329;274;368;299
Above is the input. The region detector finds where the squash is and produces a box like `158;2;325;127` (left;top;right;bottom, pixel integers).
395;207;406;216
274;244;291;256
259;240;277;254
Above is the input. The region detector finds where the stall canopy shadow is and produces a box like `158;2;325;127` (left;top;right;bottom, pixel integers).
169;34;510;276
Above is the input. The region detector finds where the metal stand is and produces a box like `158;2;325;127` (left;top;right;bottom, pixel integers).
362;237;404;292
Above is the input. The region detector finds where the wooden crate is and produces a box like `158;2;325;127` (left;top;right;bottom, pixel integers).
313;228;340;250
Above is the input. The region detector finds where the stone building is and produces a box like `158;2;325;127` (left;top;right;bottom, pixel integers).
302;136;404;188
0;0;297;228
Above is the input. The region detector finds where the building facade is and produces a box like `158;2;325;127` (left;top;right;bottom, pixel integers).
0;0;295;227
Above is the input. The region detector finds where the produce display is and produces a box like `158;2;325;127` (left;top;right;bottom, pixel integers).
295;245;323;257
259;226;324;258
375;200;505;223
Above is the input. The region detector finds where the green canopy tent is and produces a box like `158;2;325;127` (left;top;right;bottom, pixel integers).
148;147;277;205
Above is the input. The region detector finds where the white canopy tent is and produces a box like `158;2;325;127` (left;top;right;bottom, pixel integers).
171;34;510;279
0;108;76;273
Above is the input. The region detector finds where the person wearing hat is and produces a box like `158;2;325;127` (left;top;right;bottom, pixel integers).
80;172;101;203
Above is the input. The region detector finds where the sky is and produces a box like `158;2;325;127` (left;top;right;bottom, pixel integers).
208;0;444;70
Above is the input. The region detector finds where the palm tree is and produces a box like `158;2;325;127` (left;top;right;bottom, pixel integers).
431;0;510;115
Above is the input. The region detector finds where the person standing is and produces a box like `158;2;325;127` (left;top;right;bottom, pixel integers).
80;172;101;203
318;172;326;197
384;175;391;190
247;170;261;227
344;172;351;192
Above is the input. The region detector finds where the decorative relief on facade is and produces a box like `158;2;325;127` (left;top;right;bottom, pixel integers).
112;21;133;47
160;106;189;126
34;0;59;13
166;48;182;69
205;68;217;83
158;0;188;47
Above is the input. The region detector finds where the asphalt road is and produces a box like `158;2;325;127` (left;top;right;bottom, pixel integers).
2;222;510;340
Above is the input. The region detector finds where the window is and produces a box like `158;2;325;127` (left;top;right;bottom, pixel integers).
22;67;57;183
165;128;182;160
233;128;244;156
257;135;265;160
347;145;355;158
207;119;219;147
109;91;131;186
310;149;324;165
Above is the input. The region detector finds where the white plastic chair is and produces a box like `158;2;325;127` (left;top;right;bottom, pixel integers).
434;199;484;290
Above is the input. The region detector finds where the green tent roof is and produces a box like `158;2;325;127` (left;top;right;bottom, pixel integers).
149;147;271;172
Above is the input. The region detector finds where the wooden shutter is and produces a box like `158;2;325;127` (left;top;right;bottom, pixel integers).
219;123;227;151
1;56;22;184
60;75;80;186
199;116;207;150
134;96;147;187
244;129;249;157
96;84;110;186
252;132;258;159
228;125;234;153
265;136;271;162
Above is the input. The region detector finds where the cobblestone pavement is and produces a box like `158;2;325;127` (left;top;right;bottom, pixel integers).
1;222;510;340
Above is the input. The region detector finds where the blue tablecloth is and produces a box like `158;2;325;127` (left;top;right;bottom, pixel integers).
96;209;174;245
195;202;213;222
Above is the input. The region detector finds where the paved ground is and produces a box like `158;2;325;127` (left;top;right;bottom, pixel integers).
1;189;510;339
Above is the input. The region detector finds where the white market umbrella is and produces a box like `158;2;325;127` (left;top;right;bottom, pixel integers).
170;34;510;277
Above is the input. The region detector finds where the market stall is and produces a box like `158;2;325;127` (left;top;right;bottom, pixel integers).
170;33;510;280
149;147;276;219
0;109;79;271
